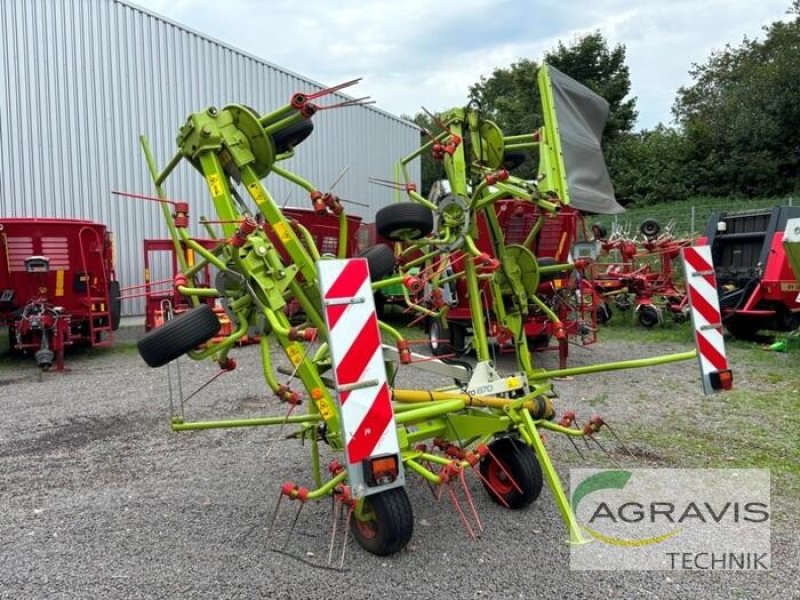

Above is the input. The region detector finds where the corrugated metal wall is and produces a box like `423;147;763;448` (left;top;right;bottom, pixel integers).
0;0;419;315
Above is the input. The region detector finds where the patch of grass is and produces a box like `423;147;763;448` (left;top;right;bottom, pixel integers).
597;310;695;345
588;392;609;407
637;384;800;501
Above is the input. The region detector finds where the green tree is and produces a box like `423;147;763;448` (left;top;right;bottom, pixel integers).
673;2;800;196
608;126;691;204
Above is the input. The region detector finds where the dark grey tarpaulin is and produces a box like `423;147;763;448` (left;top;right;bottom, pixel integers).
547;64;625;215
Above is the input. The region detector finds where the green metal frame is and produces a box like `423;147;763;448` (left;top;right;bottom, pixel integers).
138;74;698;550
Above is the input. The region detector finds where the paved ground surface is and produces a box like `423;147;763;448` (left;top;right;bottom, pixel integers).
0;327;796;599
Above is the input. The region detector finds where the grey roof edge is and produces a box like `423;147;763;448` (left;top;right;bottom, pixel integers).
114;0;419;130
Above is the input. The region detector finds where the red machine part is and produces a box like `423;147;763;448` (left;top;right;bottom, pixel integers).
591;227;692;325
439;202;599;359
0;218;118;369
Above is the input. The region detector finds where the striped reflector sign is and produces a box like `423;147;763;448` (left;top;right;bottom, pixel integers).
682;246;729;395
317;258;403;496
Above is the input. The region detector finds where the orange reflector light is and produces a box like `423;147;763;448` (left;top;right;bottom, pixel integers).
710;369;733;391
364;454;399;487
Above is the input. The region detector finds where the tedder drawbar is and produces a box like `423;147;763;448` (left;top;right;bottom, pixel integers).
134;68;731;561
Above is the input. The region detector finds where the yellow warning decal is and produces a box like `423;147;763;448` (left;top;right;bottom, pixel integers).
207;173;224;198
247;181;267;205
506;376;520;389
55;270;64;297
314;397;335;421
286;343;304;366
144;268;151;283
274;221;292;243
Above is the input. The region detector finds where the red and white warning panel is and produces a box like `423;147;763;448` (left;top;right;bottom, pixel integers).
682;246;733;395
317;258;405;497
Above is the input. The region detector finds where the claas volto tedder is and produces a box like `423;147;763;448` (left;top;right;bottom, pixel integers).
134;67;727;560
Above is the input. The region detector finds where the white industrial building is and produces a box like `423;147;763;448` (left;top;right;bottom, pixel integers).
0;0;419;314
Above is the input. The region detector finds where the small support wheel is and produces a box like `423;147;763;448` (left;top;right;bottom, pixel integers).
637;305;661;328
479;437;543;509
428;317;454;355
137;304;221;367
640;219;661;240
596;301;612;324
358;245;396;281
375;203;434;241
350;487;414;556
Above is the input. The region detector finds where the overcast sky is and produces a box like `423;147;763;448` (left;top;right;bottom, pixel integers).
131;0;792;130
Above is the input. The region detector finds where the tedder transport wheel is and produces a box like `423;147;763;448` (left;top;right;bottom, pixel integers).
137;304;221;368
375;203;434;241
723;315;760;340
479;437;543;509
109;280;122;331
637;305;660;328
429;319;467;356
271;119;314;154
596;301;612;324
350;487;414;556
359;245;396;281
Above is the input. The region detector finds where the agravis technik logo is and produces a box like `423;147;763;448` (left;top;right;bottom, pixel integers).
570;469;770;571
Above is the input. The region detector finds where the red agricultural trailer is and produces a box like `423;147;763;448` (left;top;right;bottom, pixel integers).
139;208;362;330
0;218;119;370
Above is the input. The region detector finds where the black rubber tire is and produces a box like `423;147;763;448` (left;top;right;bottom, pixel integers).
109;280;122;331
527;334;551;351
137;304;221;368
503;150;527;171
723;315;760;340
376;203;434;241
449;322;466;354
637;305;660;328
373;292;386;320
271;119;314;154
359;245;396;281
596;302;612;324
428;318;452;356
350;487;414;556
778;309;800;332
479;437;543;509
591;223;608;241
640;219;661;240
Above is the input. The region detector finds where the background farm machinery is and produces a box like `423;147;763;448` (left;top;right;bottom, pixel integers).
132;67;724;560
135;208;363;331
0;218;120;370
700;206;800;339
590;218;693;328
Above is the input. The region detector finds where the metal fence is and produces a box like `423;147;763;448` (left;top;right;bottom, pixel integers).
592;197;796;239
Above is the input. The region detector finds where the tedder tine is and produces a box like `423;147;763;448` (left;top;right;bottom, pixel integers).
281;502;305;551
567;436;586;460
459;469;483;534
603;421;637;460
327;495;341;565
446;483;476;539
265;491;285;543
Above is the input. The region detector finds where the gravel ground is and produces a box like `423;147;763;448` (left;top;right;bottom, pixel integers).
0;328;796;599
